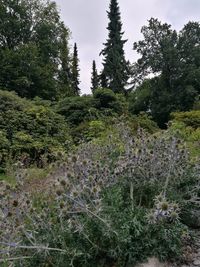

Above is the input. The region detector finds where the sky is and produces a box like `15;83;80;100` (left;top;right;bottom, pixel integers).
55;0;200;94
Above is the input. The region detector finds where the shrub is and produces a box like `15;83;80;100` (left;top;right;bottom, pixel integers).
0;90;72;168
94;88;128;115
56;95;97;126
171;110;200;129
1;125;198;266
169;111;200;157
93;88;117;108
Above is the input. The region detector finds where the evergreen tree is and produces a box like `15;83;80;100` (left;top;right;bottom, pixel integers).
100;0;129;93
91;60;99;93
71;43;80;96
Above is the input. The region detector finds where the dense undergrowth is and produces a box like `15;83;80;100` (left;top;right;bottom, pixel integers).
0;123;200;266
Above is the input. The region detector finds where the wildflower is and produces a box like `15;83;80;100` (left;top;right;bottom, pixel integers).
147;212;156;224
170;211;179;221
160;201;169;211
71;190;78;198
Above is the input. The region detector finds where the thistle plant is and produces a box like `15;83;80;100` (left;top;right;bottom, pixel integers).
0;124;199;266
147;194;180;224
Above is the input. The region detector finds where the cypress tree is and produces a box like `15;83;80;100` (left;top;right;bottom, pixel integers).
71;43;80;96
91;60;99;93
100;0;129;93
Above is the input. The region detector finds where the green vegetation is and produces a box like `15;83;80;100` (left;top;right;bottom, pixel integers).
131;18;200;127
0;90;72;170
91;60;99;93
0;0;199;266
100;0;130;93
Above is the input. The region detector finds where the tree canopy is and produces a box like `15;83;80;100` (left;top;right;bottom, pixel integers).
0;0;72;100
130;18;200;127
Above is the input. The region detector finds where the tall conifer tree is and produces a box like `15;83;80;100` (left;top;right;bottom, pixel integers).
100;0;129;93
91;60;99;93
71;42;80;96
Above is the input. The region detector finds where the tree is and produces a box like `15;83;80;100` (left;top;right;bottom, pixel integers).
91;60;99;93
131;18;198;127
133;18;180;86
128;79;152;115
0;0;31;49
100;0;129;93
0;0;71;100
178;22;200;94
71;43;80;96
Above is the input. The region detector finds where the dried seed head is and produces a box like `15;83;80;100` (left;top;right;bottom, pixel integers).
7;211;12;217
60;202;65;209
92;186;98;193
56;189;63;196
72;190;78;198
13;200;19;207
161;201;169;211
147;213;156;224
72;156;77;162
60;180;66;187
82;160;87;166
172;203;179;211
170;211;179;221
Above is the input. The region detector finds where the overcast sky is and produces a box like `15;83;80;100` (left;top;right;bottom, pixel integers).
55;0;200;94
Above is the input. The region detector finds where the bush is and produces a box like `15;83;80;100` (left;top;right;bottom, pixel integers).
169;111;200;157
1;125;198;266
171;110;200;129
56;95;97;126
94;88;128;115
94;88;117;108
0;90;72;168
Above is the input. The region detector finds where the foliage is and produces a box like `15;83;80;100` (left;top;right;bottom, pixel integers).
100;0;129;93
128;79;152;114
131;18;200;126
0;90;72;168
91;60;99;93
128;113;159;134
1;125;198;266
168;111;200;157
94;88;117;108
0;0;72;100
0;1;200;265
71;43;81;96
73;120;107;142
56;95;97;126
171;111;200;129
94;88;128;115
57;89;128;130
